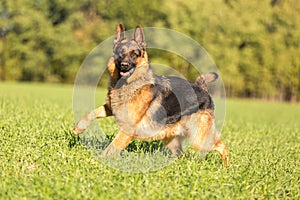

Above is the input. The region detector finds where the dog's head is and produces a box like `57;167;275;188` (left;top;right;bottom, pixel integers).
112;24;148;78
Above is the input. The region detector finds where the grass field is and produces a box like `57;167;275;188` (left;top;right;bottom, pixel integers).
0;82;299;199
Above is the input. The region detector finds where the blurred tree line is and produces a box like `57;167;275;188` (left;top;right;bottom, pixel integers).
0;0;299;101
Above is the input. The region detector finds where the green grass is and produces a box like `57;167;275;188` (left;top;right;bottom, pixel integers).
0;82;299;199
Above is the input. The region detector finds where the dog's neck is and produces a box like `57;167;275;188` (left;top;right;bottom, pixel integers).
126;62;154;84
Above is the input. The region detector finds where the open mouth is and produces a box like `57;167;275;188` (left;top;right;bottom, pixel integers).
120;67;135;77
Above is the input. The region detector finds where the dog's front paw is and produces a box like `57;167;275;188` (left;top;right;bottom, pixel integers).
72;127;83;135
102;144;122;157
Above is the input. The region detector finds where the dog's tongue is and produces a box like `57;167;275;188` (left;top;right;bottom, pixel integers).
120;71;130;77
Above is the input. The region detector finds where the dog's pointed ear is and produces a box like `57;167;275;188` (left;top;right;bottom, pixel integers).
114;23;126;45
133;25;146;49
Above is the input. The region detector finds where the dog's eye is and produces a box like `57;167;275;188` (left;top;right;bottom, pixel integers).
130;50;140;59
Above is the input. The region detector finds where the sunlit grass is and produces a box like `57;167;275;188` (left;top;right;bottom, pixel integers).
0;82;299;199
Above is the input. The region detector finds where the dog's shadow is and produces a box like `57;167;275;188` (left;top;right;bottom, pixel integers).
66;129;166;154
66;129;223;166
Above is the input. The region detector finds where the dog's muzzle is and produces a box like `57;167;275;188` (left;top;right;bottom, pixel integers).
119;61;135;77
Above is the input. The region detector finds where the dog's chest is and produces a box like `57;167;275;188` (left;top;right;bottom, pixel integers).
110;78;155;133
111;84;136;108
111;78;151;108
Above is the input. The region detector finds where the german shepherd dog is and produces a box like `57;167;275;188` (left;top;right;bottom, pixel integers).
73;24;230;166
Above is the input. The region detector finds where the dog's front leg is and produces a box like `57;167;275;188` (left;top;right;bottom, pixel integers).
102;131;133;156
162;136;184;157
73;104;112;135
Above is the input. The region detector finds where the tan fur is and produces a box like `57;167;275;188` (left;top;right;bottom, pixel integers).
73;24;230;166
128;84;154;124
191;111;213;150
107;57;119;80
102;131;133;156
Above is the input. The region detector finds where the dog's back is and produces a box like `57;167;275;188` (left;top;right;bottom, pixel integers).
152;75;214;125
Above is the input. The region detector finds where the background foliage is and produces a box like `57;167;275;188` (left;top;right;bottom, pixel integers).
1;0;299;101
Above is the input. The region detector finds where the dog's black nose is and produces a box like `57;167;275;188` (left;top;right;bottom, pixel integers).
121;62;129;70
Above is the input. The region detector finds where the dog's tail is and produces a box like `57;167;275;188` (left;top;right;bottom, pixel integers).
195;72;218;92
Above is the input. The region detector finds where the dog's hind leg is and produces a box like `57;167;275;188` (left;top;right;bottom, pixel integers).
190;111;213;152
73;104;112;135
162;136;184;157
102;131;133;156
212;141;230;167
190;111;230;166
